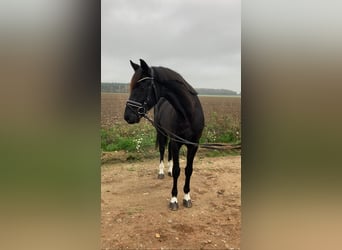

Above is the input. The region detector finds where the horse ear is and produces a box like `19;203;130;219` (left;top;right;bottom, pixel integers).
130;60;139;71
139;59;150;73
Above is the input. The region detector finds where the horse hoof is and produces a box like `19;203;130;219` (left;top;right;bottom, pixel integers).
169;202;179;211
168;172;172;177
183;199;192;208
158;174;165;179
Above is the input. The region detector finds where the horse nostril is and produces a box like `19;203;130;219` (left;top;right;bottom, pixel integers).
124;111;139;124
124;109;131;122
124;113;129;121
124;114;133;123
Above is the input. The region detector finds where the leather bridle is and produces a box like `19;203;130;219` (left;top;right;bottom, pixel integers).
125;76;159;117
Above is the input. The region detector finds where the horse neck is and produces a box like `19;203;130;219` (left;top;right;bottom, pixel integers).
158;82;196;121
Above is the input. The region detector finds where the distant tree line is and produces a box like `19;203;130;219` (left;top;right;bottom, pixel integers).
101;82;240;96
101;83;129;93
195;88;238;96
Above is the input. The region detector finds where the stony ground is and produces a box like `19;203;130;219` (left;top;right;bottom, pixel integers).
101;154;241;249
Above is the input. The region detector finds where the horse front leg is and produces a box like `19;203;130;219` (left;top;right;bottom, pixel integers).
183;145;198;208
167;140;173;177
169;142;181;211
157;133;167;179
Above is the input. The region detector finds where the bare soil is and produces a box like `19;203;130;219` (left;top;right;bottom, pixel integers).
101;93;241;129
101;154;241;249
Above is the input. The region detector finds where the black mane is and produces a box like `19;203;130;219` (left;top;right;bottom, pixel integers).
152;67;198;96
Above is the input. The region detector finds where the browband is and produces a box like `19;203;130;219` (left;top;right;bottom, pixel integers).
137;77;154;83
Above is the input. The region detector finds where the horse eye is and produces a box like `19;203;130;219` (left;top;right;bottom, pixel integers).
140;82;149;89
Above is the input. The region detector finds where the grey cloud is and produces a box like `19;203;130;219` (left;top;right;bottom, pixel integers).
102;0;240;92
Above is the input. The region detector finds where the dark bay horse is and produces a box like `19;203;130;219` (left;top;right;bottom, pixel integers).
124;59;204;210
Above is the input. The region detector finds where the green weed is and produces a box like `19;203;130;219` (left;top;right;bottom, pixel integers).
101;122;156;153
101;111;241;158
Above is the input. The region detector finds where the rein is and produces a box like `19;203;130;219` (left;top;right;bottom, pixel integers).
142;114;241;150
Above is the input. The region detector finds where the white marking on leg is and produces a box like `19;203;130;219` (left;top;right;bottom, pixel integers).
167;160;173;174
170;197;178;203
159;161;164;175
184;193;191;201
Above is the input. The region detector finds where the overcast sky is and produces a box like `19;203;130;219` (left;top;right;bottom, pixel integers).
102;0;240;92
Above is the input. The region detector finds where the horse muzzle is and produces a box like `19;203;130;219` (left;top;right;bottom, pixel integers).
124;100;147;124
124;108;141;124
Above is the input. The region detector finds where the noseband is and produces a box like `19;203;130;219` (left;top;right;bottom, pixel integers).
125;76;159;117
126;99;148;116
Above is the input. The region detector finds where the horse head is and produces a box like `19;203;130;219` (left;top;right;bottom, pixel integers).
124;59;159;124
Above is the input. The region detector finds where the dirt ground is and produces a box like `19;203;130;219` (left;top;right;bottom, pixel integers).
101;154;241;250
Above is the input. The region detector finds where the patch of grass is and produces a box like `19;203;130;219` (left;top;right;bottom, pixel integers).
101;110;241;160
101;122;156;153
105;139;136;152
201;112;240;143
